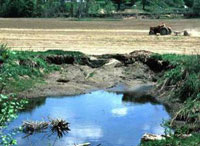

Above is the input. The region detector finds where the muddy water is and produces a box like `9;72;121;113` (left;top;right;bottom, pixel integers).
8;91;170;146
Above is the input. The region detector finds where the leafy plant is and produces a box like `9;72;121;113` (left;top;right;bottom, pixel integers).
0;44;65;145
0;44;87;145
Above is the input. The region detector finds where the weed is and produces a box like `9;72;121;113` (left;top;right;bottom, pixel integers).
87;72;95;78
142;53;200;146
0;45;76;145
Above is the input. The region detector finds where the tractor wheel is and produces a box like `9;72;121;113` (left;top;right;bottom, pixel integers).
160;27;169;35
149;30;155;35
168;27;172;35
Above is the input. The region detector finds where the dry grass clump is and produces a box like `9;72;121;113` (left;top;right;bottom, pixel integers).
50;119;70;138
22;121;49;135
21;118;70;138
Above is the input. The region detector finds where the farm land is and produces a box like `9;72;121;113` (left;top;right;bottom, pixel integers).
0;18;200;55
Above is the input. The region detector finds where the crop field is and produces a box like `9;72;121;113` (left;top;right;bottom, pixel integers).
0;18;200;55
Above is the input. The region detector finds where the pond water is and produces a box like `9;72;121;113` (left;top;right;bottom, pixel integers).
8;90;170;146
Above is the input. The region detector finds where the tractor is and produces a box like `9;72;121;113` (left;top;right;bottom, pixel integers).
149;24;172;35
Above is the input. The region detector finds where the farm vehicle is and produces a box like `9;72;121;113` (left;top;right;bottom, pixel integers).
149;24;172;35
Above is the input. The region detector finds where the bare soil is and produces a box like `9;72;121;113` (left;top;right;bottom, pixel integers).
0;18;200;55
20;51;158;98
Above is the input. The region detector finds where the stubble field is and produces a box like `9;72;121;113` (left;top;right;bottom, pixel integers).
0;18;200;55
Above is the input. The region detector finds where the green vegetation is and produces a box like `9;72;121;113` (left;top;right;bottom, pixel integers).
0;44;53;145
141;53;200;146
160;54;200;103
0;0;200;18
0;45;85;145
193;0;200;16
0;0;116;18
1;44;200;145
141;133;200;146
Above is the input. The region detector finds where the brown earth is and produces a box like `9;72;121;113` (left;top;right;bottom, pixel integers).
0;18;200;55
20;51;162;98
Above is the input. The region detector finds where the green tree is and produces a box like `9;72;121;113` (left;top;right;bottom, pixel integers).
42;0;61;17
77;0;84;18
163;0;184;7
142;0;147;10
34;0;45;17
3;0;26;17
184;0;194;7
104;0;115;15
60;0;66;12
173;0;185;7
193;0;200;15
87;0;101;15
23;0;36;17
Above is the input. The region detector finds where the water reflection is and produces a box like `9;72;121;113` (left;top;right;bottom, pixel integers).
21;97;46;112
8;90;170;146
111;107;128;116
122;93;160;104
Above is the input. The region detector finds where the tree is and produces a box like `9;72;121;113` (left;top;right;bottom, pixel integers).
111;0;123;11
173;0;185;7
34;0;45;17
184;0;194;7
60;0;66;12
193;0;200;15
104;0;115;15
77;0;84;18
6;0;26;17
24;0;36;17
142;0;147;10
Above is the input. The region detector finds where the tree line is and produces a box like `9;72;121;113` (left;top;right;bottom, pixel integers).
0;0;116;17
0;0;199;17
141;0;200;16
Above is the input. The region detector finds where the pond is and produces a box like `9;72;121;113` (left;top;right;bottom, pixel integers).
7;90;170;146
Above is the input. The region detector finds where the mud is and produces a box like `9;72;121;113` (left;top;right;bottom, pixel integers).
19;51;169;98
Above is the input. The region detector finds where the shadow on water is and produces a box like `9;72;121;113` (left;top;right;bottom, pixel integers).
21;97;46;113
122;94;160;105
119;84;171;113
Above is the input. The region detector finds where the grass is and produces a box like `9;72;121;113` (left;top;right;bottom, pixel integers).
160;54;200;102
1;44;200;145
6;78;44;93
0;45;87;95
141;133;200;146
141;53;200;146
0;45;85;145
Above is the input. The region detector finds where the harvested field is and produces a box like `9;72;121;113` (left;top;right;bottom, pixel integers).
0;18;200;55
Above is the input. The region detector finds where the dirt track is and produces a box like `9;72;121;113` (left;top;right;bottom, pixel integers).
0;18;200;55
